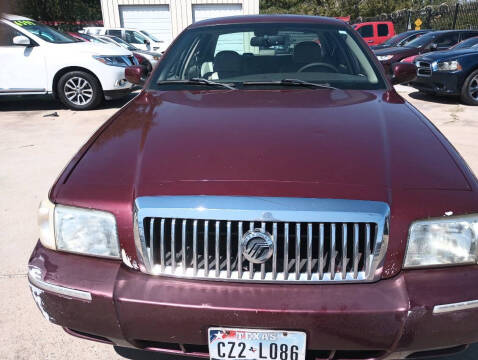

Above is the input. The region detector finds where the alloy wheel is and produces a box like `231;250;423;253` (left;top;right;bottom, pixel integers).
64;77;94;106
468;74;478;101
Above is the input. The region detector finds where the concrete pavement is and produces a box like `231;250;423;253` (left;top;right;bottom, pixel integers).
0;88;477;359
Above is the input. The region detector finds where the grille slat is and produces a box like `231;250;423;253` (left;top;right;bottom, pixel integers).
342;224;347;280
307;223;313;280
135;196;389;283
330;223;336;279
295;223;301;280
215;221;220;277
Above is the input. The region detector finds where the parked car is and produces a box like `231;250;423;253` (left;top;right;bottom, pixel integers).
410;43;478;105
0;14;137;110
401;35;478;65
82;26;167;52
375;29;478;75
28;14;478;360
353;21;395;45
96;34;161;74
371;29;430;50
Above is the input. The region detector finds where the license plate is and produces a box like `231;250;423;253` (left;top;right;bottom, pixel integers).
208;328;306;360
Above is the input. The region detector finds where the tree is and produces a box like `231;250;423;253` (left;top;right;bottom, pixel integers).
12;0;102;22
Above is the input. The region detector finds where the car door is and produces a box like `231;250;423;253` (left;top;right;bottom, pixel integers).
356;24;375;45
0;22;47;93
376;23;390;45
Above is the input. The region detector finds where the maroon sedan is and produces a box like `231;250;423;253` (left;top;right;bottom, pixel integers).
29;15;478;360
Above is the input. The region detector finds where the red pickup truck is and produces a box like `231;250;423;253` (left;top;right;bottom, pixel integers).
354;21;395;45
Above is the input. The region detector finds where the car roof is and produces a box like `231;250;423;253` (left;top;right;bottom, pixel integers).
189;14;346;29
2;13;33;21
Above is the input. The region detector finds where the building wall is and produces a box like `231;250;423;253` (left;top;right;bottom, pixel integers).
100;0;260;39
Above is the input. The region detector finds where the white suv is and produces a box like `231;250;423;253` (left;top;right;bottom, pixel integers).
0;15;137;110
82;27;168;53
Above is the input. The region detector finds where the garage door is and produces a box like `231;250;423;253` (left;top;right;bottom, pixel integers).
120;5;172;43
192;4;243;23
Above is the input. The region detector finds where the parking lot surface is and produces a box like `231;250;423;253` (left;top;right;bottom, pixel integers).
0;88;477;360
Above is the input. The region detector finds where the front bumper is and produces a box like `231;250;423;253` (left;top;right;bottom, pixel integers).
28;241;478;359
410;71;464;95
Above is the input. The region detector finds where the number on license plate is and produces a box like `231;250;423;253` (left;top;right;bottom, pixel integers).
208;328;306;360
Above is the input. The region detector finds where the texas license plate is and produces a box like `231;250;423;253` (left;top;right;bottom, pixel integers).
208;328;306;360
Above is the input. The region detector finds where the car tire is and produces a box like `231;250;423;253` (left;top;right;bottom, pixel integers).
460;69;478;106
57;71;103;110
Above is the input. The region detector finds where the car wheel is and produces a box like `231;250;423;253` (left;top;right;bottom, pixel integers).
57;71;103;110
461;69;478;106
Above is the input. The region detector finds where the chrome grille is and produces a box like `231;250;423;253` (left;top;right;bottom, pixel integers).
134;196;390;283
416;61;432;77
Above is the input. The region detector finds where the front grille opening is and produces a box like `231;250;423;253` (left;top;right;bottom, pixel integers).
333;350;386;359
142;216;379;282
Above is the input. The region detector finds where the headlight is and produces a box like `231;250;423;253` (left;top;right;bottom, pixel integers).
432;60;462;71
404;215;478;268
377;55;394;61
93;55;131;67
38;199;120;259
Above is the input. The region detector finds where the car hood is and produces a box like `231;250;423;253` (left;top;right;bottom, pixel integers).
52;88;475;279
417;48;478;62
374;46;417;57
55;88;470;201
55;41;132;56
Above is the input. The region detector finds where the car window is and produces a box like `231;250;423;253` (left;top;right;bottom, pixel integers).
0;22;23;46
461;32;478;40
151;23;385;91
125;30;147;44
435;33;459;48
357;25;373;38
399;33;421;46
406;33;435;48
107;29;122;37
377;24;388;37
141;30;161;42
8;20;76;43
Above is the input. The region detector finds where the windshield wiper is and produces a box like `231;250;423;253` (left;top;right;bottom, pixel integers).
241;79;338;90
157;78;236;90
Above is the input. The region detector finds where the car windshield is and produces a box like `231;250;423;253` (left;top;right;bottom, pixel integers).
10;19;76;43
382;34;402;46
108;35;138;51
405;33;436;48
451;37;478;50
150;23;385;91
141;30;160;42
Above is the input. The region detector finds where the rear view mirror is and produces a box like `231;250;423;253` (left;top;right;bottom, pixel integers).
250;35;285;48
13;35;31;46
391;63;417;85
125;65;145;85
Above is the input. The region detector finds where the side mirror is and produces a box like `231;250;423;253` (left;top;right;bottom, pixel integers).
144;39;150;45
13;35;31;46
125;65;144;85
429;43;438;51
391;62;417;85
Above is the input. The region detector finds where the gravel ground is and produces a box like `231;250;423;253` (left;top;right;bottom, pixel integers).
0;87;477;360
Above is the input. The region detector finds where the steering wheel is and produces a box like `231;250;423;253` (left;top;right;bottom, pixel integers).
298;62;339;73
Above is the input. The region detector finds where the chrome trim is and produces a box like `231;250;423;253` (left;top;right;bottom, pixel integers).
134;196;390;283
28;267;91;301
433;300;478;314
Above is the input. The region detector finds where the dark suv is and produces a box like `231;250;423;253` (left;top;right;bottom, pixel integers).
29;15;478;360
